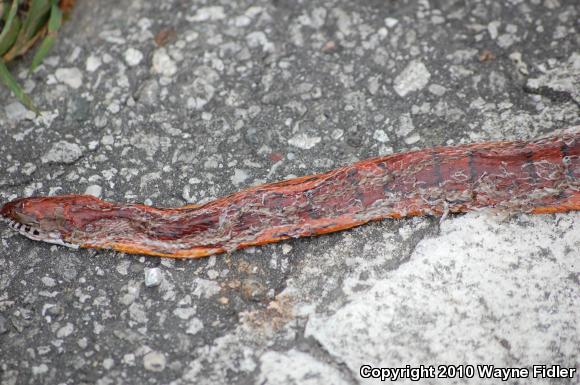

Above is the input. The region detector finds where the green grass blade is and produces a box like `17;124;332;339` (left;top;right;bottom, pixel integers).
20;0;51;41
30;34;54;71
30;3;62;71
47;1;63;32
0;59;39;114
0;15;21;56
0;0;19;54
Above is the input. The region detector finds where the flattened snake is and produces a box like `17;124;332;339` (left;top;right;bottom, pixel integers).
1;127;578;258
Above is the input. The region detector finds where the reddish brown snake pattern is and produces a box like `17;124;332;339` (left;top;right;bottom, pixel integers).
1;127;579;258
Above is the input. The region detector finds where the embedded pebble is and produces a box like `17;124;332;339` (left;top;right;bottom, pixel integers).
84;185;102;198
55;67;83;89
231;169;250;186
41;277;56;287
5;102;34;121
190;6;226;21
186;318;204;335
32;364;49;375
143;351;166;372
85;54;101;72
152;48;177;76
373;129;390;143
393;61;431;97
56;323;74;338
288;133;322;150
103;358;115;370
428;84;447;96
124;48;144;67
144;268;162;287
384;17;399;28
41;141;83;164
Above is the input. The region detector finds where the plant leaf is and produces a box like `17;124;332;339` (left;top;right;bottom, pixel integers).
0;0;20;56
0;16;21;57
20;0;51;41
30;2;62;71
47;1;63;33
0;59;39;114
30;34;55;71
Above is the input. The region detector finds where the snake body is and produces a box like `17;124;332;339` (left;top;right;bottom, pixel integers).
1;128;579;258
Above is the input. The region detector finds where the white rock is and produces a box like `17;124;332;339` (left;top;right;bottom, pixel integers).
488;21;501;40
41;141;83;164
282;244;293;255
32;364;49;375
124;48;144;67
259;350;349;385
404;133;421;145
86;55;102;72
304;212;580;377
246;31;274;52
41;277;56;287
56;322;74;338
231;169;249;186
144;268;162;287
393;61;431;97
192;278;220;298
5;102;35;121
428;84;447;96
288;133;322;150
190;6;226;21
384;17;399;28
84;185;102;198
173;307;196;320
152;48;177;77
55;67;83;89
186;317;204;335
103;358;114;370
143;351;166;372
373;129;390;143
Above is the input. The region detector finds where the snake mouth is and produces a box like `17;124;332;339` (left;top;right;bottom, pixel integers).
0;214;79;249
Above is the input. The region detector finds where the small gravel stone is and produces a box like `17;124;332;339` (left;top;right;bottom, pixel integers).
394;61;431;97
85;185;102;198
41;141;83;164
103;358;115;370
143;351;166;372
5;102;35;121
282;244;293;255
428;84;447;96
173;307;196;320
85;54;101;72
55;67;83;89
384;17;399;28
124;48;144;66
288;133;322;150
373;129;390;143
56;322;74;338
190;6;226;21
32;364;49;375
186;318;204;335
231;169;249;186
144;268;162;287
41;277;56;287
152;48;177;77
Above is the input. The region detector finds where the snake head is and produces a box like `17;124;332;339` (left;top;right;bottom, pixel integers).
0;194;111;249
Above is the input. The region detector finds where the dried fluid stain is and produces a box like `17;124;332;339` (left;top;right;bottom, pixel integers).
1;129;579;258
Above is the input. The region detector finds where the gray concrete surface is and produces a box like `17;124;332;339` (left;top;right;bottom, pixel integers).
0;0;579;384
